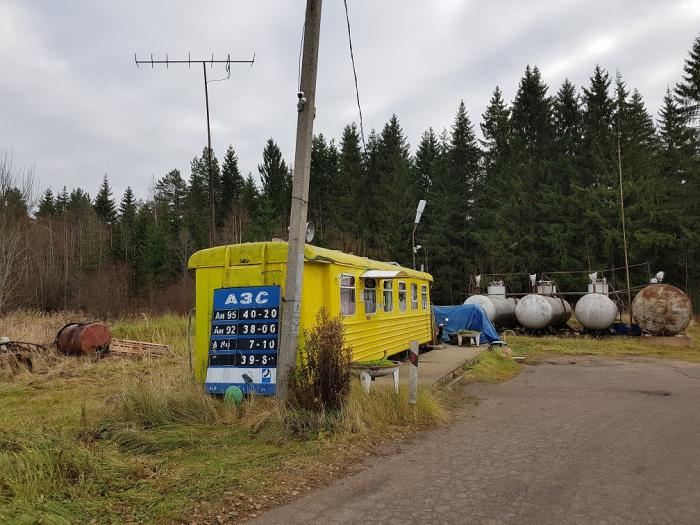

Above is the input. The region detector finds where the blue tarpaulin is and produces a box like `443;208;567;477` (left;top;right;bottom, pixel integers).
432;304;500;344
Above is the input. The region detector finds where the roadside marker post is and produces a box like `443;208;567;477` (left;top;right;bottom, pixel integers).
408;340;418;404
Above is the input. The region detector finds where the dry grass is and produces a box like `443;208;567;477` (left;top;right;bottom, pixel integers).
0;310;452;524
503;320;700;363
341;382;448;435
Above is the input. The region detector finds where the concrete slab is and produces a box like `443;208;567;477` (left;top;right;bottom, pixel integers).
372;344;487;389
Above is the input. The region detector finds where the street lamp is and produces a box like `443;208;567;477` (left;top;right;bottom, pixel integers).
412;199;427;270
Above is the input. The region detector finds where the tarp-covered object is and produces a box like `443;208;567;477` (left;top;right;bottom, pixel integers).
432;304;500;343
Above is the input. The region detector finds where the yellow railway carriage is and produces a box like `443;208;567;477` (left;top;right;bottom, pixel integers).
188;242;433;391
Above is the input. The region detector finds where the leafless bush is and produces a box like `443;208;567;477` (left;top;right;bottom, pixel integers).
78;263;132;318
0;151;37;313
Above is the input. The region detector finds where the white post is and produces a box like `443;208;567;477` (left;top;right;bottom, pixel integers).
408;340;418;404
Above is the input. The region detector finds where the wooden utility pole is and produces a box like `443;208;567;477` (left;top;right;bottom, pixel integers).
277;0;323;399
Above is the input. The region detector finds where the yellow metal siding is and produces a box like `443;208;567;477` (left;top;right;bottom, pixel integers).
189;242;433;384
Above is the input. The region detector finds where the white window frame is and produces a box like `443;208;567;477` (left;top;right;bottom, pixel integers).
411;283;418;310
363;278;377;315
398;281;407;312
421;285;428;309
340;273;356;316
383;280;393;313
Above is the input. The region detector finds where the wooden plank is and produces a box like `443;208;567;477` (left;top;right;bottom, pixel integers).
110;338;170;358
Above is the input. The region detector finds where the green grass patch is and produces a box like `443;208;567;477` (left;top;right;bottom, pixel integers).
350;358;398;368
464;351;522;383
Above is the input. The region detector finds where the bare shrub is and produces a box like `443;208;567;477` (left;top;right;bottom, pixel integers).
78;263;132;318
0;152;37;313
289;306;352;412
151;275;194;314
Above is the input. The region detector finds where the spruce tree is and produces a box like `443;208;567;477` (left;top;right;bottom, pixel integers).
133;201;169;289
68;188;92;213
329;124;363;245
509;66;556;272
219;145;244;226
55;186;69;214
373;114;415;262
309;133;339;244
579;65;617;269
550;79;584;274
115;186;137;263
186;154;209;249
155;169;188;237
426;102;480;303
258;139;291;230
675;34;700;118
240;173;259;219
37;189;56;217
615;80;665;274
414;128;439;197
477;86;514;275
239;172;263;241
93;175;116;224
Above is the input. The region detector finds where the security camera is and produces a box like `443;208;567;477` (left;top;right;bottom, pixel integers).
297;91;307;111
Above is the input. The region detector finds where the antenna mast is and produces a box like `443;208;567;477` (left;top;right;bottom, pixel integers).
616;76;634;331
134;52;255;247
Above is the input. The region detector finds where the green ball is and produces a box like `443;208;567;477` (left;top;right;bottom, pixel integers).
224;386;244;404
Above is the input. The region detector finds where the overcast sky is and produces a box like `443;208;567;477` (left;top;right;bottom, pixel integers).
1;0;699;201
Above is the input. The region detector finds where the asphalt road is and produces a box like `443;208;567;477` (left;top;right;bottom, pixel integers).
252;356;700;525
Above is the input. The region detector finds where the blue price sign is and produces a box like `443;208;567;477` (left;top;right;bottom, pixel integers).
205;286;281;395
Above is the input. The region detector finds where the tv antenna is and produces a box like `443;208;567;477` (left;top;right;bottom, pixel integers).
135;52;255;247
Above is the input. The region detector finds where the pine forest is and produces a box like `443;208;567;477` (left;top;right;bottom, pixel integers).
2;35;699;315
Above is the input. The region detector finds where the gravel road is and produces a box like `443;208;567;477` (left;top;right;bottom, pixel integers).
252;356;700;524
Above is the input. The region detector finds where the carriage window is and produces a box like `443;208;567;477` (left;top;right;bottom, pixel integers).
398;282;407;312
421;285;428;309
340;274;356;315
363;278;377;314
411;283;418;310
383;280;393;313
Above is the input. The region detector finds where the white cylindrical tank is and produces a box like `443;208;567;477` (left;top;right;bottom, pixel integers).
464;295;495;321
464;295;517;327
575;293;618;330
515;294;572;329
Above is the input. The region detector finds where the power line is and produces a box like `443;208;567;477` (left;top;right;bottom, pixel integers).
343;0;366;150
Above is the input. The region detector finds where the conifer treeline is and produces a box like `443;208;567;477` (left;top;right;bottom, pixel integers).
4;36;700;313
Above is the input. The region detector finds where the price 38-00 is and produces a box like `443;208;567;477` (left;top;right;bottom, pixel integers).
211;322;278;336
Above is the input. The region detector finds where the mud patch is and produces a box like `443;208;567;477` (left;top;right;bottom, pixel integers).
634;390;671;397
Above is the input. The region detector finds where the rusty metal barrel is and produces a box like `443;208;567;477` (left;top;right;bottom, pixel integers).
632;284;693;335
55;322;111;355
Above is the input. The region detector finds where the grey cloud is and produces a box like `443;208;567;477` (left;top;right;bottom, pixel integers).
0;0;698;200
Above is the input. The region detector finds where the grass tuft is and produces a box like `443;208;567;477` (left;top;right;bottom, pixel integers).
464;351;522;383
98;370;238;430
341;381;447;435
0;432;127;524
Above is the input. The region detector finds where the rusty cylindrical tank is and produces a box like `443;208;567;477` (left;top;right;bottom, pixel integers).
632;284;693;335
56;322;111;355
